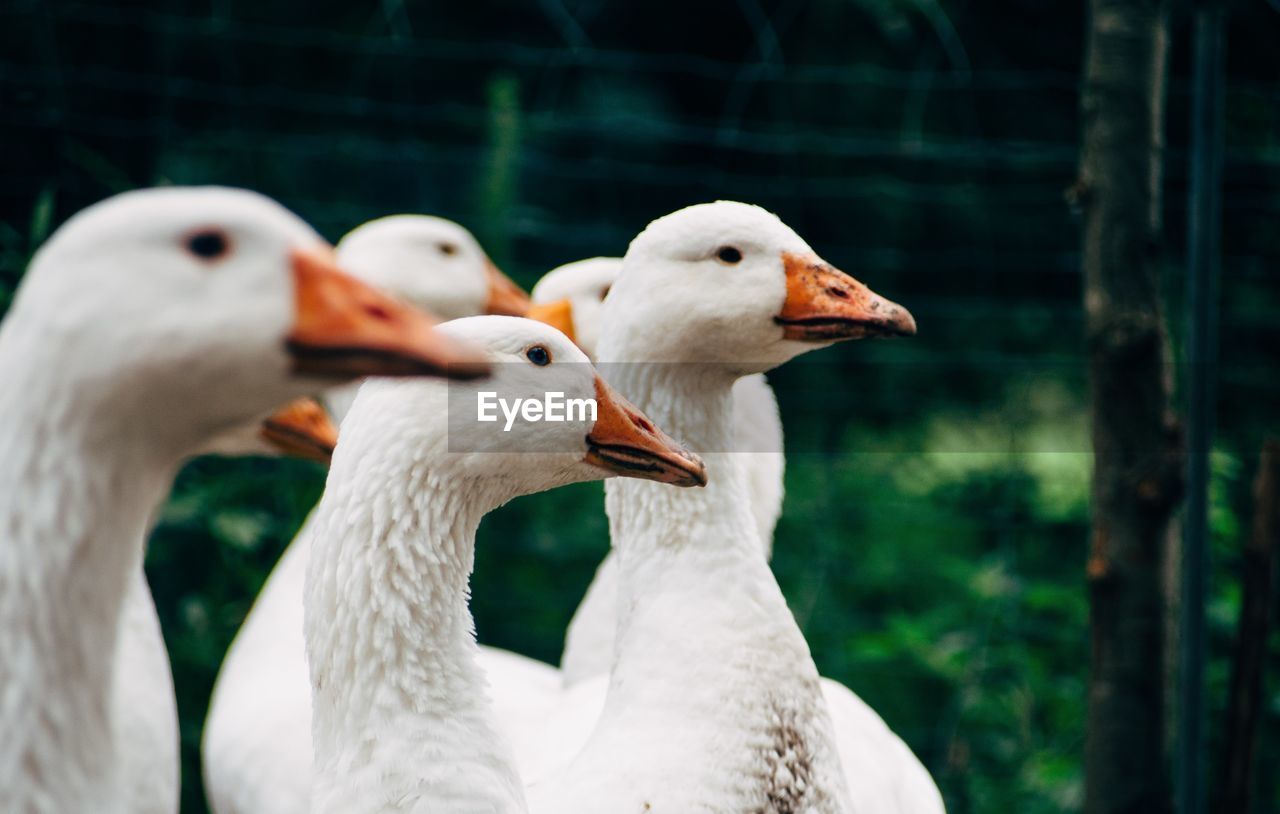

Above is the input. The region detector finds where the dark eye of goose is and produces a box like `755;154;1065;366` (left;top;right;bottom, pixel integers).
526;345;551;366
438;242;458;256
716;246;743;264
599;285;611;301
185;229;230;261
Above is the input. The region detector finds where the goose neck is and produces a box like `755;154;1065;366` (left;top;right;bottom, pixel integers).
305;462;525;814
584;360;852;812
602;362;761;573
0;337;177;813
598;361;737;453
602;361;797;679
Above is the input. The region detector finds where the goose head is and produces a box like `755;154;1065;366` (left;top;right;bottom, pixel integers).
345;317;706;496
599;201;915;373
12;187;488;456
528;257;621;359
336;215;529;321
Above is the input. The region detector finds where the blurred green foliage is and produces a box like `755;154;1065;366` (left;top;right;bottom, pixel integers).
2;1;1278;812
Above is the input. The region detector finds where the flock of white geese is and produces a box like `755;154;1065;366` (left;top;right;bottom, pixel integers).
0;187;944;814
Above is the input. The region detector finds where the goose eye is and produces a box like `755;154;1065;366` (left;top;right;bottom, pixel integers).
599;285;611;301
525;345;551;366
438;242;458;256
716;246;743;265
185;229;230;261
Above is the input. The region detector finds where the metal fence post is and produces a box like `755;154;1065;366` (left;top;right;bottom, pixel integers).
1178;4;1226;814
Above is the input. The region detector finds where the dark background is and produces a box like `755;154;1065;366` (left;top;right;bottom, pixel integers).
1;1;1277;811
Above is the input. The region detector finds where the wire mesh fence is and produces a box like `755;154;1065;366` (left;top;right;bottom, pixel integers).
1;1;1277;812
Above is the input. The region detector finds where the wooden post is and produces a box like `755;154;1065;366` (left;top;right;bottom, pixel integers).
1217;440;1280;813
1075;1;1181;812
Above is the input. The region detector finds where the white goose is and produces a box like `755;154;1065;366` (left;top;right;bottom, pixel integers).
0;186;484;814
529;257;785;684
201;215;545;814
303;316;705;814
525;202;942;813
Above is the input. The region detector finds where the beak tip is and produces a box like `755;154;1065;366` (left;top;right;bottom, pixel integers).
894;312;918;337
673;450;708;488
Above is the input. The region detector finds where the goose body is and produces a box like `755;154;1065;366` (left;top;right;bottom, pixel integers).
302;317;703;814
202;216;547;814
0;187;480;814
204;538;319;814
527;202;937;813
524;671;940;810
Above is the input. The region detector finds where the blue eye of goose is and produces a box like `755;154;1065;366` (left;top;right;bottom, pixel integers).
526;345;551;366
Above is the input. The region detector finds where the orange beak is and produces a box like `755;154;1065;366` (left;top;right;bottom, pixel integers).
287;247;491;380
584;376;707;488
526;298;576;344
484;260;532;316
775;252;916;341
258;398;338;464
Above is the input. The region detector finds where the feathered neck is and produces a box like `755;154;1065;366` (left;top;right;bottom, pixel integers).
578;360;853;813
304;439;527;814
0;323;179;814
600;362;765;606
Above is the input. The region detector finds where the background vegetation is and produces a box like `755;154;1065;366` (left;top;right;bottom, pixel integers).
1;1;1277;811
